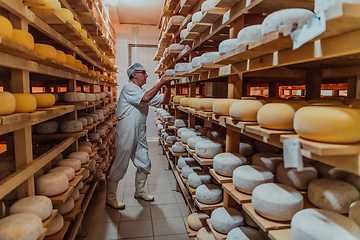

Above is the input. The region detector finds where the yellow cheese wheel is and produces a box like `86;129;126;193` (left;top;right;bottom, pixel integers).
32;93;55;108
0;92;16;115
229;100;264;121
173;95;185;103
81;64;88;73
294;106;360;143
308;98;345;107
65;54;75;66
0;15;12;39
180;97;191;107
33;44;57;60
74;59;82;69
88;70;95;77
192;98;202;110
200;98;216;112
213;99;237;115
56;50;66;63
72;20;81;31
95;71;101;77
78;29;87;39
188;98;196;108
257;101;308;130
12;29;34;50
13;93;37;113
84;38;93;46
60;8;74;25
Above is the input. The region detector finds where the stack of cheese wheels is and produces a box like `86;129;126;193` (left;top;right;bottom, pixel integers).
291;208;360;240
199;98;216;112
227;227;264;240
9;196;52;221
308;179;360;214
261;8;314;35
211;207;244;234
46;213;64;236
237;24;262;45
0;213;43;240
195;184;222;204
180;97;191;107
48;166;75;181
56;158;81;171
276;163;318;190
53;197;74;215
177;157;197;169
175;63;189;73
177;127;194;137
13;93;37;113
239;140;253;156
197;227;216;240
35;173;69;196
233;165;274;194
218;39;239;55
229;100;264;121
173;95;185;104
314;162;349;180
257;101;308;130
32;93;55;108
213;99;237;115
191;98;202;110
0;15;13;39
181;130;197;143
252;152;283;174
188;172;212;188
195;140;221;158
63;92;86;103
0;91;16;115
34;43;57;60
187;213;209;231
35;120;59;134
60;120;83;133
188;136;208;149
181;165;202;178
172;142;186;153
12;29;34;50
314;0;360;13
213;153;247;177
201;0;227;13
68;151;89;164
252;183;304;221
294;106;360;143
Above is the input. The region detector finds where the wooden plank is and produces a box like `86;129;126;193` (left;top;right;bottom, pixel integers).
0;37;45;61
195;198;223;210
245;125;295;139
83;173;94;183
169;147;189;157
199;11;228;24
67;212;84;240
185;179;197;196
75;168;85;176
43;209;58;229
209;169;232;184
81;181;98;213
185;221;198;238
196;111;213;119
62;193;85;221
29;8;66;24
0;161;16;171
190;23;211;34
225;117;258;132
45;221;70;240
193;154;213;166
186;146;196;156
268;229;292;240
215;0;241;8
222;183;252;205
37;228;47;240
49;187;75;205
206;219;227;240
212;114;227;127
79;184;90;194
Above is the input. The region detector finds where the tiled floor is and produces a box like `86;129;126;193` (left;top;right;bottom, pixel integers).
80;142;193;240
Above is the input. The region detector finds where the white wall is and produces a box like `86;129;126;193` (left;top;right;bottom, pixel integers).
114;24;160;141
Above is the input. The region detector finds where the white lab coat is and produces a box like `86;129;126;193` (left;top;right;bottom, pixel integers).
108;81;163;181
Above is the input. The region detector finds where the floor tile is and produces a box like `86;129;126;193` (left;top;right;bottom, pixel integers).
123;195;150;207
154;234;191;240
147;176;170;185
178;201;190;217
148;183;174;195
82;221;119;240
150;192;178;205
118;219;153;239
173;191;186;204
123;185;135;196
120;206;151;221
150;204;182;219
152;217;187;236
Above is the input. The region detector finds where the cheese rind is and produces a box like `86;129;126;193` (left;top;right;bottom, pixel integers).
213;153;247;177
0;91;15;115
33;43;57;60
252;153;283;174
46;213;64;236
239;141;254;156
9;196;52;221
181;165;202;178
177;157;197;169
195;140;222;158
35;173;69;196
0;16;13;39
56;50;66;63
196;184;222;204
233;165;274;194
13;93;37;113
33;93;55;108
197;227;216;240
56;159;81;171
218;39;238;54
0;213;43;240
188;213;209;231
211;207;244;234
68;152;89;164
213;99;237;115
237;24;262;45
227;227;265;240
63;92;86;103
181;130;197;143
200;98;216;112
48;166;75;181
229;100;264;121
12;29;34;50
53;197;74;215
276;163;317;190
188;172;212;188
200;52;220;64
60;120;83;133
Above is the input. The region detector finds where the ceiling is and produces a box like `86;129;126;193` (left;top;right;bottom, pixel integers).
104;0;164;25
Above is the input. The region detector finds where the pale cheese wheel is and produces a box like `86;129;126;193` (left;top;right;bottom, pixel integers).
177;157;197;169
211;207;243;234
294;106;360;143
197;227;216;240
77;117;87;127
218;39;238;54
239;141;253;156
63;92;86;103
83;168;90;179
83;115;93;125
227;227;264;240
89;132;100;141
33;43;57;60
191;98;202;110
85;93;96;102
196;184;222;204
56;159;81;171
77;181;83;190
308;178;360;214
216;136;226;148
95;94;101;101
0;91;15;115
0;16;13;39
180;29;188;39
233;165;274;194
13;93;37;113
69;188;80;202
181;165;202;178
187;21;195;30
188;136;208;149
175;63;189;72
68;152;89;164
169;15;185;24
200;98;216;112
207;129;225;140
175;119;186;128
56;50;66;63
60;120;83;133
78;146;92;154
46;213;64;236
252;152;283;174
252;183;304;221
169;43;185;51
253;140;279;153
314;0;360;12
178;127;194;137
0;213;43;240
60;8;74;25
291;208;360;240
257;102;307;130
314;162;349;181
261;9;314;35
165;69;175;76
166;135;177;144
12;29;34;50
191;56;202;68
237;24;262;45
213;153;247;177
350;200;360;227
188;172;212;188
35;173;69;196
229;100;264;121
241;209;258;228
188;213;209;231
181;130;197;143
173;95;186;104
48;166;75;181
276;163;317;190
213;99;237;115
172;142;186;153
9;196;52;221
195;140;222;158
201;0;219;12
35;121;58;134
54;197;74;215
88;159;96;172
200;52;220;64
65;54;75;66
192;11;203;22
33;93;55;108
180;97;191;107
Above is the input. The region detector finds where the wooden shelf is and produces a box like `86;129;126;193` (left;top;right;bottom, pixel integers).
194;198;223;210
209;169;232;184
185;179;197;196
186;146;195;156
212;114;227;127
75;168;86;176
63;193;85;221
169;147;188;157
222;183;252;205
81;180;98;212
79;184;90;195
32;130;88;140
43;209;59;229
50;175;82;204
0;37;45;61
205;219;227;240
185;221;198;238
45;221;70;240
193;154;213;166
268;229;292;240
225;117;258;131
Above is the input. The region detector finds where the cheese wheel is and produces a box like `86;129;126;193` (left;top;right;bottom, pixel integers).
169;43;185;51
72;20;81;31
33;43;57;60
177;157;197;169
276;163;317;190
65;54;75;66
178;128;194;137
211;207;243;234
60;120;83;133
347;174;360;191
294;106;360;143
60;8;74;25
252;153;283;174
48;166;75;181
83;168;90;179
188;213;209;231
89;132;100;141
35;173;69;196
252;183;304;221
257;102;307;130
229;100;264;121
291;208;360;240
0;213;43;240
54;197;74;215
13;93;37;113
314;162;349;180
77;181;83;190
200;52;220;64
188;136;208;149
237;24;262;45
187;21;195;30
227;227;264;240
70;188;80;201
308;179;360;214
188;172;212;188
9;196;52;221
349;200;360;228
75;59;82;69
196;184;222;204
88;159;96;172
12;29;34;50
83;116;93;125
216;136;226;148
78;146;92;154
173;95;185;104
218;39;238;54
165;69;175;76
97;128;106;137
172;142;186;153
201;0;220;12
191;56;202;68
165;135;176;144
233;165;274;194
46;213;64;236
197;227;216;240
195;140;222;158
207;129;225;140
56;50;66;63
175;119;186;128
181;165;202;178
63;92;86;102
175;63;189;72
88;113;99;122
77;117;87;127
181;130;197;143
81;64;88;73
192;11;203;22
56;159;81;171
261;9;314;35
68;152;89;164
78;29;87;39
241;209;258;228
239;141;253;156
191;98;202;110
0;91;15;115
314;0;360;12
213;99;237;115
169;15;185;24
0;15;13;39
253;140;279;153
33;93;55;108
213;153;247;177
180;29;188;39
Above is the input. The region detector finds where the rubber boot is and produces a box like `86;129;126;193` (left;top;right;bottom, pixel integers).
134;172;154;201
106;180;125;209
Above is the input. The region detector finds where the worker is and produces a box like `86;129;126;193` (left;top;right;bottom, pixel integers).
106;62;172;209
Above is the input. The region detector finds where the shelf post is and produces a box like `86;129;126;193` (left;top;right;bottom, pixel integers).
347;76;360;99
188;82;196;128
305;69;322;100
269;82;280;98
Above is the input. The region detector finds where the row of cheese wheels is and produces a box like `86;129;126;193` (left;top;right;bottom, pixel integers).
173;95;360;144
